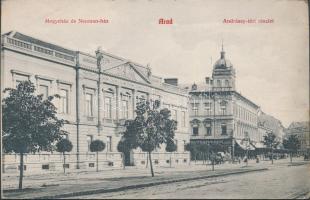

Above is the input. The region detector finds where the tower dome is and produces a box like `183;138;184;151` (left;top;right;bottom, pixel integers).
213;45;233;69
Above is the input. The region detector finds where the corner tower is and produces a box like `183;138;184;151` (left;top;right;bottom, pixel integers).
212;45;236;91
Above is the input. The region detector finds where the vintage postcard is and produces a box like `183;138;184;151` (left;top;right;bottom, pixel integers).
1;0;309;199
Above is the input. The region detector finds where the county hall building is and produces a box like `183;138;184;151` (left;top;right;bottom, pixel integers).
1;31;190;174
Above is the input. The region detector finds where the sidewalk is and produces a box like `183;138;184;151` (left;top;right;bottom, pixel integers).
2;158;308;199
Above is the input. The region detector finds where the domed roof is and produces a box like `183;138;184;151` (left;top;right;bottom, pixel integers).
213;47;233;69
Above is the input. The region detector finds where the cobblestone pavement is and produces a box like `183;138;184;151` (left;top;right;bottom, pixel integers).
73;162;310;199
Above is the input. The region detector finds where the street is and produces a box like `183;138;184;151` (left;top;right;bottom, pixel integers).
71;163;310;199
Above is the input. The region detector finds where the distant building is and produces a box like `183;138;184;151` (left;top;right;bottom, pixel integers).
185;46;261;159
1;31;190;173
257;125;273;143
285;121;310;152
258;112;286;142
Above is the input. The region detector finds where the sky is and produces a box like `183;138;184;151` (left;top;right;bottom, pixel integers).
2;0;309;127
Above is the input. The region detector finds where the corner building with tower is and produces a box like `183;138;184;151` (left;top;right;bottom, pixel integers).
186;46;262;160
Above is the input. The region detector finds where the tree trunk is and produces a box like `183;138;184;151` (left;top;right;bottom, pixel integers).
96;151;99;172
290;152;292;163
63;152;66;174
2;153;5;173
146;153;149;168
246;150;249;167
170;153;172;168
212;159;214;171
203;153;206;166
122;152;125;169
19;152;24;190
148;151;154;177
271;148;274;165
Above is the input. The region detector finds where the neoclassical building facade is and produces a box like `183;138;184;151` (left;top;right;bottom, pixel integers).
1;31;190;173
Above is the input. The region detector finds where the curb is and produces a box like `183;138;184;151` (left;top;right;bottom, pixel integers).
28;168;268;199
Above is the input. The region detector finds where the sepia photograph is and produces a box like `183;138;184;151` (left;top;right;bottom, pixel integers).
1;0;309;199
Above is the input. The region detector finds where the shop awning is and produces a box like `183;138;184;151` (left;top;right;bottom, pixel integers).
251;142;266;149
235;139;255;150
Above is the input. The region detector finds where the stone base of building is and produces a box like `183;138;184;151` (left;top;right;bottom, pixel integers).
2;152;123;175
2;152;191;175
133;152;190;168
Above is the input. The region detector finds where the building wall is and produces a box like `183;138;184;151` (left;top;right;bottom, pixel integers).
285;122;310;151
258;125;271;143
1;31;190;173
232;94;259;142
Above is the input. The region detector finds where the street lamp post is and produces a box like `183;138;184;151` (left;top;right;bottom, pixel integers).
242;132;250;166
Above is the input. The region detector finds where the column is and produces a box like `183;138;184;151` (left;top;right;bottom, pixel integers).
97;80;102;135
116;85;120;121
132;89;136;118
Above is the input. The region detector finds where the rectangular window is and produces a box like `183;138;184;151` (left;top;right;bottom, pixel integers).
59;89;69;114
63;164;70;168
220;101;227;115
107;136;112;152
193;127;199;136
85;93;93;117
221;107;226;115
18;165;27;171
204;102;212;115
217;80;221;87
87;135;93;152
121;100;129;119
14;74;29;88
171;109;177;121
192;103;199;116
104;97;112;119
42;164;49;170
39;85;49;99
221;124;227;135
181;111;186;127
206;126;212;136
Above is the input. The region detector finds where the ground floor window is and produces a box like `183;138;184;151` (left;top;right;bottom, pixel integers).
193;127;199;135
206;126;212;136
221;124;227;135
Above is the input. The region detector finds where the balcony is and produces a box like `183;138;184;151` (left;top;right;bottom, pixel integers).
212;87;233;92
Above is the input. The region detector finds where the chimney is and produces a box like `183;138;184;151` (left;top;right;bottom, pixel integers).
205;77;210;84
164;78;178;86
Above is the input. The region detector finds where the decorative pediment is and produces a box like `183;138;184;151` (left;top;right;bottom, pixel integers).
203;118;212;127
105;62;150;84
190;119;201;127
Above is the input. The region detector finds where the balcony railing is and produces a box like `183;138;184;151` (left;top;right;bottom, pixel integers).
4;36;76;64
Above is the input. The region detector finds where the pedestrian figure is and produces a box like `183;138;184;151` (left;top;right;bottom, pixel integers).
256;156;259;163
243;156;248;163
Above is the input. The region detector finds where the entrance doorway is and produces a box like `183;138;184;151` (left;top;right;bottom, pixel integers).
124;150;134;166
